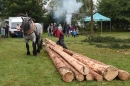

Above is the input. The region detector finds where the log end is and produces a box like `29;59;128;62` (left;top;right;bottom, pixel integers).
103;66;118;81
118;70;130;81
63;71;74;82
81;66;89;75
86;74;94;81
76;74;84;81
96;75;103;82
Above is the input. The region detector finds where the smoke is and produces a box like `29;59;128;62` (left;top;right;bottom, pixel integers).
49;0;83;24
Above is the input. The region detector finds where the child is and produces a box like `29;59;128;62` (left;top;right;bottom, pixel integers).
76;28;79;36
72;29;76;37
1;27;5;38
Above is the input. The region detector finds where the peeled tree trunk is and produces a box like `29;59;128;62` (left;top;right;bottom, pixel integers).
86;74;94;81
117;70;130;81
45;39;84;81
46;45;74;82
63;49;118;81
63;49;130;81
89;69;103;81
45;38;130;82
57;52;84;81
47;44;89;75
45;38;63;50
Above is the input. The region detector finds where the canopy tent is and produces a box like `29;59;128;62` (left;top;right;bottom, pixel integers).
82;13;111;34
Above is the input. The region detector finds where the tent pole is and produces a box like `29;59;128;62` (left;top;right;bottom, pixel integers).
110;20;111;32
101;21;102;35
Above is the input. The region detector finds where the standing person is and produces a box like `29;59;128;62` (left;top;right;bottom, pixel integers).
58;24;63;31
66;24;71;37
1;26;5;38
4;23;9;38
76;27;79;36
16;24;21;38
53;23;56;27
52;25;68;49
70;25;75;36
50;23;54;36
47;24;52;37
20;26;23;38
72;29;76;37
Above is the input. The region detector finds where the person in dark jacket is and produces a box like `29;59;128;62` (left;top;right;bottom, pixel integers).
52;25;68;49
4;23;9;38
65;24;71;37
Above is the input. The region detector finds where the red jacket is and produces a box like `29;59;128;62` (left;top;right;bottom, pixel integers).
53;29;64;39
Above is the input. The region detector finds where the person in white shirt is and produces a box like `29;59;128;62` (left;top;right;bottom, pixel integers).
58;24;62;31
16;24;21;38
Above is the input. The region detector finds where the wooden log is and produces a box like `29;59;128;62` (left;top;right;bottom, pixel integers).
46;39;130;81
47;44;89;75
45;40;84;81
117;70;130;81
56;52;84;81
64;49;130;81
71;53;118;81
63;49;106;66
63;49;118;81
86;74;94;81
46;39;108;81
89;69;103;81
45;38;63;50
46;46;74;82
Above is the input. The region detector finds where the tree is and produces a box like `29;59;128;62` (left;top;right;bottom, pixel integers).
1;0;46;22
97;0;130;31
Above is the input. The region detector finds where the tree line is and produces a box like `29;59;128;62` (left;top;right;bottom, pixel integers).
0;0;130;31
97;0;130;31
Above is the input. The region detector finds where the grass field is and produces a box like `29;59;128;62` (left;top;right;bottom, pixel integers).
0;32;130;86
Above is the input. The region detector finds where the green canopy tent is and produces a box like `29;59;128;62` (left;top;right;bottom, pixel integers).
82;13;111;34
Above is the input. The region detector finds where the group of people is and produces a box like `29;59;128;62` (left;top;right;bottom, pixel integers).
47;23;80;49
47;23;79;37
64;24;79;37
1;23;22;38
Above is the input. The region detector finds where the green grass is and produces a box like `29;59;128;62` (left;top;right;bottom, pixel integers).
0;32;130;86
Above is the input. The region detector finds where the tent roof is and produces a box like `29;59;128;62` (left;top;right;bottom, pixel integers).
82;13;111;21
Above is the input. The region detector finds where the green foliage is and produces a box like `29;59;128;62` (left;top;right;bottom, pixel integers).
97;0;130;20
83;35;130;49
1;0;46;22
97;0;130;31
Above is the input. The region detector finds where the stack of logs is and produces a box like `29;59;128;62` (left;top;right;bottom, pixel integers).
44;38;130;82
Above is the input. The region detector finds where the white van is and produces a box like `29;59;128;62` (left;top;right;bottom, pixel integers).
8;17;23;37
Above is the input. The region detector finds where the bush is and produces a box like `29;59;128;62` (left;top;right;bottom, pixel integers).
82;36;130;49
